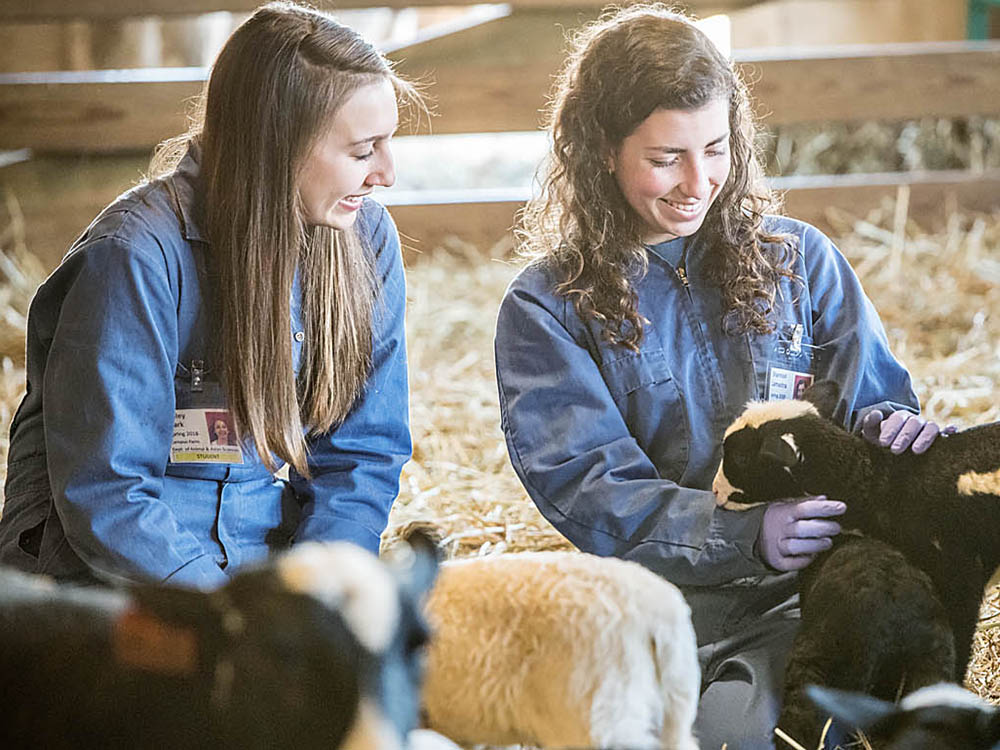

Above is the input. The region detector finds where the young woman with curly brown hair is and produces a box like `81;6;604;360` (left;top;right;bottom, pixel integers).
495;5;946;746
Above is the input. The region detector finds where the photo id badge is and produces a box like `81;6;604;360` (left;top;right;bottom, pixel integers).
170;409;244;464
765;365;814;401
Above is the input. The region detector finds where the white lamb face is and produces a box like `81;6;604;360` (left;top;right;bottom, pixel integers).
713;400;816;509
807;684;1000;750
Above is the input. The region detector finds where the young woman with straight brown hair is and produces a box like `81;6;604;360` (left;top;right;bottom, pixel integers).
495;5;947;746
0;1;419;590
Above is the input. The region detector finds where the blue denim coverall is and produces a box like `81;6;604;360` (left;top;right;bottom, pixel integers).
0;148;411;590
494;216;919;748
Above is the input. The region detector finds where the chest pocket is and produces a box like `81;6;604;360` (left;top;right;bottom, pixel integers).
599;349;690;482
753;322;820;400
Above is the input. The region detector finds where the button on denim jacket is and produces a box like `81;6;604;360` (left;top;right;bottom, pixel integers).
495;217;918;616
0;147;411;589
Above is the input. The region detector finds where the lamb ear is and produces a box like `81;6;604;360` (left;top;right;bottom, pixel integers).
759;433;799;468
798;379;840;419
386;526;441;601
805;685;898;731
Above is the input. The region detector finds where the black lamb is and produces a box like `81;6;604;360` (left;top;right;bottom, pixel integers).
710;381;1000;746
713;380;1000;679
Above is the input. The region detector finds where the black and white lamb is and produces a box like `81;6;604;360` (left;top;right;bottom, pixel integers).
0;532;439;750
806;682;1000;749
713;380;1000;679
710;380;1000;747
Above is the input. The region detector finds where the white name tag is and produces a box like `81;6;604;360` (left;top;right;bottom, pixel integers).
170;409;244;464
766;366;814;401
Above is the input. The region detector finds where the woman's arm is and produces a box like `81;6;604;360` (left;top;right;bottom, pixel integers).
42;237;228;589
495;278;769;586
289;205;411;554
800;223;921;430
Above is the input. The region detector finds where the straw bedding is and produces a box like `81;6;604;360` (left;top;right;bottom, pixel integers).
0;191;996;710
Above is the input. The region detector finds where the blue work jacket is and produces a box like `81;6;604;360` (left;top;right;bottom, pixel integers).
495;217;917;636
0;147;411;590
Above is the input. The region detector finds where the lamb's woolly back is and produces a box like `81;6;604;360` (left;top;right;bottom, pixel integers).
421;551;699;750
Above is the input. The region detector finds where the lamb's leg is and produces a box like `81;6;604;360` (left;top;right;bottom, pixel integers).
659;668;700;750
928;553;985;680
902;619;956;694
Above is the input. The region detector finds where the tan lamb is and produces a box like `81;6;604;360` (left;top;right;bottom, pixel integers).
421;550;700;750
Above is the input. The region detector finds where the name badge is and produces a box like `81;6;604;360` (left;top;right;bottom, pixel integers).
766;365;814;401
170;409;244;464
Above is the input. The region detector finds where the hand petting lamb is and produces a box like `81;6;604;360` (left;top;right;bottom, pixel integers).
806;682;1000;749
420;550;701;750
713;380;1000;679
0;532;438;750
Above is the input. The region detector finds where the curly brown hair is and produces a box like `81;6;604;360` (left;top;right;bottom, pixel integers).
518;3;799;349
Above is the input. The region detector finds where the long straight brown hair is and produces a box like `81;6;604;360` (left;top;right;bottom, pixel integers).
518;4;798;350
154;2;419;476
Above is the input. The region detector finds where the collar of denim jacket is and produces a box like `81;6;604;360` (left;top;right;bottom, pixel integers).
644;234;689;269
170;141;208;245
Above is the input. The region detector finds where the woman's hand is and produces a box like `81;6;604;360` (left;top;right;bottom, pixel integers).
860;410;954;455
757;496;846;572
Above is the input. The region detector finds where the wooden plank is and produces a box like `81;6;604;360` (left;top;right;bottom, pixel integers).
740;41;1000;126
3;28;998;152
774;169;1000;228
0;69;204;153
730;0;967;48
392;30;1000;133
0;0;767;21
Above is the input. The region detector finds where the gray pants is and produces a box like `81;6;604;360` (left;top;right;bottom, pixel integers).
683;575;801;750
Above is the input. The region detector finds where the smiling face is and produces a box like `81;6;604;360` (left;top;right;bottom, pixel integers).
298;77;398;230
213;419;230;442
610;98;731;244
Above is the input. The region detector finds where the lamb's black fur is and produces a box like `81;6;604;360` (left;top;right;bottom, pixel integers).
777;534;954;748
717;380;1000;678
713;381;1000;747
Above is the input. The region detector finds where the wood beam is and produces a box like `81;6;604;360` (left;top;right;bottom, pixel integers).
740;41;1000;126
392;31;1000;132
0;69;205;153
0;0;767;21
2;27;998;152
